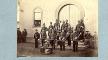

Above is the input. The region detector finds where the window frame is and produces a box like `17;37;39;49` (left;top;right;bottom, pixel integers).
33;8;43;27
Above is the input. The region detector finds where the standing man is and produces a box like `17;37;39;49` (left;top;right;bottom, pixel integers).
66;31;71;47
17;28;22;43
49;26;55;48
75;20;85;41
75;20;82;41
59;30;66;51
48;22;54;39
48;28;53;39
73;39;78;52
49;36;55;50
54;19;60;34
64;20;69;33
56;32;61;46
59;37;66;51
79;19;85;41
34;29;40;48
70;27;74;41
61;21;65;31
79;19;85;31
73;31;78;52
61;30;66;38
49;22;54;29
41;23;47;32
41;29;47;46
41;23;47;46
84;31;92;48
75;21;81;35
22;29;27;43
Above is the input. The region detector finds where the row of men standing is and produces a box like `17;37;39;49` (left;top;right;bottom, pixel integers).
34;19;85;52
17;28;27;43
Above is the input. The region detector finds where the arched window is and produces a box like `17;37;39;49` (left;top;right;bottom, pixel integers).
34;8;42;27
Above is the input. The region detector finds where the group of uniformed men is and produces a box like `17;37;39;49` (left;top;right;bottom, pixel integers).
17;18;95;54
34;19;86;52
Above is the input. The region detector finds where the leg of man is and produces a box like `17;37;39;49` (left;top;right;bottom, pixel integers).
41;39;44;46
60;45;62;51
35;39;38;48
73;41;75;52
63;42;65;51
75;41;78;51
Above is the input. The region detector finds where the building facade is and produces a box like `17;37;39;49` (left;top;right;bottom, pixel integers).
17;0;98;37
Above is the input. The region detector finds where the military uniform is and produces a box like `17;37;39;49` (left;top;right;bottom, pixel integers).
48;28;54;39
41;23;47;46
79;20;85;30
73;31;79;52
75;20;85;41
61;21;65;31
49;36;55;50
58;30;66;51
49;22;54;29
41;30;47;46
59;37;65;51
56;32;60;46
70;28;74;41
41;26;47;32
61;30;66;38
54;20;60;34
66;31;71;46
48;28;55;49
64;22;69;33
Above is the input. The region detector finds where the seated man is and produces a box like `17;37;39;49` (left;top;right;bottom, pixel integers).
84;31;92;48
40;39;53;54
58;36;66;51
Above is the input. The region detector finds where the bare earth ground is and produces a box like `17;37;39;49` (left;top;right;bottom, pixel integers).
17;38;98;57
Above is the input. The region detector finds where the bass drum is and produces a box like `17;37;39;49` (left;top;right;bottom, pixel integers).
44;48;53;54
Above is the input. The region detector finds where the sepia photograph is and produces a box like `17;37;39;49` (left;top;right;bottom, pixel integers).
17;0;98;57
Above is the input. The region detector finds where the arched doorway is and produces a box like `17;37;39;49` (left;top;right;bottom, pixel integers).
59;4;81;28
55;2;85;28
